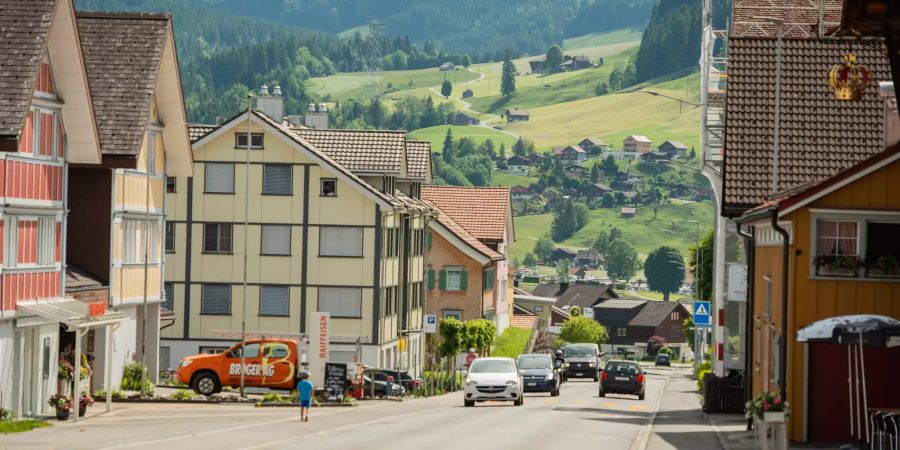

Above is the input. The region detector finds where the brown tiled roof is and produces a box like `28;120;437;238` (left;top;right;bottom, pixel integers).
732;0;843;38
406;140;430;180
531;283;618;309
722;37;890;216
292;128;406;174
428;202;503;261
510;314;538;329
0;0;56;138
421;186;510;242
189;124;218;143
76;12;170;156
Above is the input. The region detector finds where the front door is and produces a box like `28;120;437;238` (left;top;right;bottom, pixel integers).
15;325;55;417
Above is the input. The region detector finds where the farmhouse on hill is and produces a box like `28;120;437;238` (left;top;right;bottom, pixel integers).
640;151;672;164
510;186;533;200
583;183;612;200
576;250;603;268
560;55;593;71
565;164;589;177
506;109;530;122
657;140;688;158
553;145;587;163
579;137;609;153
623;135;652;153
620;207;637;218
439;62;455;71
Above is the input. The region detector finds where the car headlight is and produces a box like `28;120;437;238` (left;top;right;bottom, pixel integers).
588;362;595;367
506;379;518;386
564;363;570;368
179;359;192;368
466;378;476;386
545;373;554;380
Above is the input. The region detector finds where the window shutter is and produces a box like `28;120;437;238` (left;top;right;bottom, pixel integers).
261;225;291;255
439;270;446;290
263;164;292;195
163;283;174;311
202;285;231;315
459;269;468;290
426;231;432;249
260;286;290;316
427;269;435;289
205;163;234;193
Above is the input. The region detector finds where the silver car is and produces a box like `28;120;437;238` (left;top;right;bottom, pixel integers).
463;357;524;407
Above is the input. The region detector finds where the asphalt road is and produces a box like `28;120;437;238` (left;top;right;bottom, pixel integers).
2;368;686;450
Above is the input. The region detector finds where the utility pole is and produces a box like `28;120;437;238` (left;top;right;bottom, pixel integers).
240;92;252;398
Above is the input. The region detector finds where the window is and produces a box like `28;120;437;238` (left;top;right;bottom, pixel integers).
165;221;176;253
483;267;494;291
443;310;462;320
123;220;160;264
200;346;228;355
533;305;544;312
383;228;400;257
4;216;57;268
259;285;289;317
261;225;290;256
228;343;259;358
205;163;234;193
441;267;465;291
382;286;398;316
201;284;231;315
262;164;292;195
235;133;264;149
37;217;54;266
321;178;337;197
147;131;157;175
28;108;60;159
671;311;679;321
383;176;395;194
814;219;859;276
264;343;291;358
319;227;362;257
166;177;176;193
617;328;627;337
204;223;233;253
163;282;174;311
318;287;361;318
865;222;900;277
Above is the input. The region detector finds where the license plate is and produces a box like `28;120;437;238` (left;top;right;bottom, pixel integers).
576;372;584;376
615;376;629;381
527;382;536;387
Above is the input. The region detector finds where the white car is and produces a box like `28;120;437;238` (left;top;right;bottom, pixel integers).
463;357;524;407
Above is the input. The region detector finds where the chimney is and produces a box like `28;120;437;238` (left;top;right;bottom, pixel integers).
284;115;304;127
879;82;900;147
304;102;329;129
255;83;283;122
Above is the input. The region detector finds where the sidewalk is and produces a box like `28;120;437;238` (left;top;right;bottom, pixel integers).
647;369;724;450
709;414;841;450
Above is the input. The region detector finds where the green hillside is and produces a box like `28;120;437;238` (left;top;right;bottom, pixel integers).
407;125;518;152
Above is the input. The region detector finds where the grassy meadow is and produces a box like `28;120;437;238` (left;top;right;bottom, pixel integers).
407;125;518;151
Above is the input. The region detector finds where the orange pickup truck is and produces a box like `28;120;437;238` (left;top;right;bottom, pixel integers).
177;338;300;395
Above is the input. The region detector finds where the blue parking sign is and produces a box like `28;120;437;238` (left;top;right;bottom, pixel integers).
693;301;711;327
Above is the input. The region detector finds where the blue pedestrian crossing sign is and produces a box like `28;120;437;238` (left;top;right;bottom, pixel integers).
693;301;711;327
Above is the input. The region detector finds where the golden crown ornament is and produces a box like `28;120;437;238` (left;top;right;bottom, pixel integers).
828;52;871;101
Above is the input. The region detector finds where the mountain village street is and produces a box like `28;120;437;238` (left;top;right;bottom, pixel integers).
0;366;729;450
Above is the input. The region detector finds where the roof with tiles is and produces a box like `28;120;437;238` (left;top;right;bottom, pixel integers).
511;314;538;329
428;202;503;261
421;186;510;242
531;283;618;309
76;12;170;156
732;0;843;38
722;37;890;216
0;0;57;138
406;140;431;181
292;128;406;174
189;124;218;143
625;135;651;143
628;301;682;327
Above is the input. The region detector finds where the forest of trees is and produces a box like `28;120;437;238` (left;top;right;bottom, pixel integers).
634;0;730;82
431;130;501;187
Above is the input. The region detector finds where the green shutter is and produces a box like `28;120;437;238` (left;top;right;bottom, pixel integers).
439;270;447;290
488;268;494;289
460;269;468;290
482;269;488;291
426;231;432;249
427;269;435;289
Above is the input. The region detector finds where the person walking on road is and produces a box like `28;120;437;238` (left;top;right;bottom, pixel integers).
297;370;314;422
464;348;479;371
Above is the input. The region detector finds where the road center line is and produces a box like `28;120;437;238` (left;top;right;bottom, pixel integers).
628;375;669;450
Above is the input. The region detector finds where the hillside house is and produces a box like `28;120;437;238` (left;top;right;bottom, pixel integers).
614;172;641;186
531;283;618;311
640;151;672;164
553;145;587;163
576;250;603;268
462;88;474;99
510;186;533;200
607;151;642;160
439;62;455;71
506;109;530;122
549;248;577;263
565;164;589;177
506;155;531;174
579;137;609;154
528;59;545;74
513;293;556;329
454;113;479;126
424;186;514;332
593;299;691;356
560;55;593;71
583;183;612;200
620;207;637;218
623;135;652;153
657;140;688;159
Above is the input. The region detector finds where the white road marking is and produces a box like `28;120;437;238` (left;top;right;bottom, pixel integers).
628;377;669;450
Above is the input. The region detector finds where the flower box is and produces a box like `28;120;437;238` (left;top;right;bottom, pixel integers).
763;411;785;423
813;255;861;278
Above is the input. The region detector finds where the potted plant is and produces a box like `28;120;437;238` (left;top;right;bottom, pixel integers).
78;391;94;417
813;254;862;277
746;391;790;424
48;394;73;421
865;254;900;278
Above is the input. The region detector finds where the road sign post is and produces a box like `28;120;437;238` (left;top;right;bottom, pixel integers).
693;300;711;327
424;314;437;333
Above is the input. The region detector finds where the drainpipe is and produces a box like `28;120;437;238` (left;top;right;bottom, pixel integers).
736;223;755;430
770;209;790;397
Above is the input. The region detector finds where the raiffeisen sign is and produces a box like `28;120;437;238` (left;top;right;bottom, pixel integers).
309;312;330;386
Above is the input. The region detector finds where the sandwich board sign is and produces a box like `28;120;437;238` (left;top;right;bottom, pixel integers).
424;314;437;333
693;300;711;328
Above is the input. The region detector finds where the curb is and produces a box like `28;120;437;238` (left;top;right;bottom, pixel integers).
254;402;357;408
91;398;255;405
710;419;734;450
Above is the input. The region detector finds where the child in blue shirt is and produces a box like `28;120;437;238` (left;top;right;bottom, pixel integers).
297;370;314;422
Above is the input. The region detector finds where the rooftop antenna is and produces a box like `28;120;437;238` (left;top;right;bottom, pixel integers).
363;18;384;100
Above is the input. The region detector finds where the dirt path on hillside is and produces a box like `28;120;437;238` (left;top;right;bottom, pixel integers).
428;68;519;140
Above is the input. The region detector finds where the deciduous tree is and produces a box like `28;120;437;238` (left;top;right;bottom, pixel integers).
545;44;563;70
644;246;685;301
441;79;453;98
560;316;608;346
606;239;640;283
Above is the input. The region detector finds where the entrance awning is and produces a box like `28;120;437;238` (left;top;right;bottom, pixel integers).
17;299;126;329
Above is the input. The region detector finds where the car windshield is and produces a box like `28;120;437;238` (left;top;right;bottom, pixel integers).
606;362;640;374
470;359;516;373
516;356;552;369
565;346;595;357
657;355;669;360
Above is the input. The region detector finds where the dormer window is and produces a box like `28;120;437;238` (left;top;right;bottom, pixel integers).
235;133;264;149
383;176;395;194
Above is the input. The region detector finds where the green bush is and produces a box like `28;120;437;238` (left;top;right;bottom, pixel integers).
261;392;289;404
492;327;532;358
695;360;712;393
93;389;125;400
121;363;155;395
659;347;674;356
0;408;11;422
170;389;194;401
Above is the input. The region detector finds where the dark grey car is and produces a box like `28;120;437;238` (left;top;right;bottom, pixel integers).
563;344;600;381
599;361;645;400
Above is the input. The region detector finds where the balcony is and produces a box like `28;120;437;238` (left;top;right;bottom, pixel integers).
0;155;64;207
114;170;164;214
